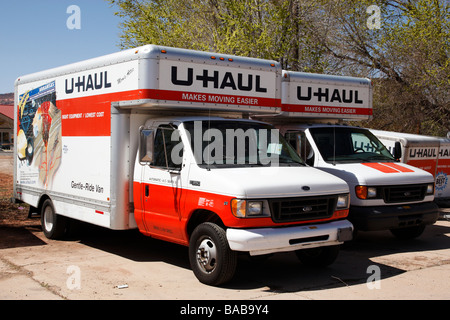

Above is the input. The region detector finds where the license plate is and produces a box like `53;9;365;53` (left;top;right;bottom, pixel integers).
337;227;353;242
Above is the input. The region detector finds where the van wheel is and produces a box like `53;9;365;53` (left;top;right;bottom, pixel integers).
295;245;340;267
41;199;67;240
189;222;237;286
390;225;425;239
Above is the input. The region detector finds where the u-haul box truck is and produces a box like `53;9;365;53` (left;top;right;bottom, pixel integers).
257;71;438;239
14;45;353;286
372;130;450;207
437;138;450;208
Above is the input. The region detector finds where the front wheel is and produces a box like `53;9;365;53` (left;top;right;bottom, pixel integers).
41;199;68;240
189;222;237;286
295;245;340;267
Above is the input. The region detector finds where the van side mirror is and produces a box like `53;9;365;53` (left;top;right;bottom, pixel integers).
139;128;154;164
393;141;402;160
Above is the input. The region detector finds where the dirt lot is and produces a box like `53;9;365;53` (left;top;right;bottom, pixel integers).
0;154;30;228
1;152;450;303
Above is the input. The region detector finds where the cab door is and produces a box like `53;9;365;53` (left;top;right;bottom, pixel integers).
141;124;187;243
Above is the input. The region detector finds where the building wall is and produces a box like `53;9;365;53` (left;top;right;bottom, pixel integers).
0;112;13;149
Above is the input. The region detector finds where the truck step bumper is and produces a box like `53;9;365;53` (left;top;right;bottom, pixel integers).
349;201;439;231
226;220;353;256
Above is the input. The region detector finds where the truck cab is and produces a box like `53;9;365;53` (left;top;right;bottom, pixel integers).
134;116;353;285
372;129;450;207
261;71;439;239
278;122;438;238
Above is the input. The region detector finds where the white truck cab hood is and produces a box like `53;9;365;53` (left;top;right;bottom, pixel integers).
317;161;435;206
189;165;349;199
318;161;434;187
274;123;436;205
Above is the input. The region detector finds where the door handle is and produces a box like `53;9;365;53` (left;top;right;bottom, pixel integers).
145;185;149;197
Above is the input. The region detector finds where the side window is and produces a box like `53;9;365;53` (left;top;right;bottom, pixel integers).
285;132;298;151
285;131;314;166
351;132;373;153
153;125;183;169
299;132;315;166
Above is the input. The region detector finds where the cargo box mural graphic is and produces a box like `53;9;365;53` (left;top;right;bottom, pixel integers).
17;81;62;188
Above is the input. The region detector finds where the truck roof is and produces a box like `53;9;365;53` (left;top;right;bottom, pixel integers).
371;129;441;148
16;45;279;86
284;71;371;86
15;45;282;116
278;122;356;129
143;116;271;127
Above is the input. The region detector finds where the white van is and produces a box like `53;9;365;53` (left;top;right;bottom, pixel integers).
260;71;438;239
373;130;450;207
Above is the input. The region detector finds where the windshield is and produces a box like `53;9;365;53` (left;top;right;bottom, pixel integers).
309;127;395;163
183;120;304;168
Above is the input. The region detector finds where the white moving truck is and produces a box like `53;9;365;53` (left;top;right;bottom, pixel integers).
14;45;353;286
373;130;450;207
437;138;450;207
258;71;438;239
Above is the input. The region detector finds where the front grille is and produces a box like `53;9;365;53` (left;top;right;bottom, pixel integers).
382;184;427;203
269;196;336;223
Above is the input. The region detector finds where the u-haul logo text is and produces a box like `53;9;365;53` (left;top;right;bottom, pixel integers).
171;66;268;93
439;147;449;158
65;71;112;94
296;86;364;104
409;148;438;158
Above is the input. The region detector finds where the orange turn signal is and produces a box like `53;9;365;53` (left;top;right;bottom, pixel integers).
355;186;368;199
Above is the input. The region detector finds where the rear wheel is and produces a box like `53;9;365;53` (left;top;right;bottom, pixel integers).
295;245;340;267
189;222;237;286
41;199;68;239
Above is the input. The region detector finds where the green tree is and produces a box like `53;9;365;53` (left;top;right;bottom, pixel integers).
108;0;330;71
108;0;210;50
108;0;449;135
306;0;449;135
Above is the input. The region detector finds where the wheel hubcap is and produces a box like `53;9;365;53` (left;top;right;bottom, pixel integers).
43;206;53;232
196;238;217;273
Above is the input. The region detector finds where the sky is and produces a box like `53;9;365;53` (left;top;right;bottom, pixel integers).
0;0;124;94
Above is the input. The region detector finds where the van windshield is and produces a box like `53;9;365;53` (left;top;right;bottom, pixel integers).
309;127;395;163
183;120;304;168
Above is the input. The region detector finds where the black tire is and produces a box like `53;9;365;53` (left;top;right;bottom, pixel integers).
40;199;67;240
295;245;340;267
189;222;237;286
390;225;426;240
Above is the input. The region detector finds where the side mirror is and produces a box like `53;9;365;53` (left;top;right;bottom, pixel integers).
393;141;402;160
139;128;154;164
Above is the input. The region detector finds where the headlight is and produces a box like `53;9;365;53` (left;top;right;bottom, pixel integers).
231;200;267;218
355;186;377;200
426;183;434;195
247;201;263;216
336;194;350;210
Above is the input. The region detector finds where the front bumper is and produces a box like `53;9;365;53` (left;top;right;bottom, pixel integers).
349;201;439;231
226;219;353;256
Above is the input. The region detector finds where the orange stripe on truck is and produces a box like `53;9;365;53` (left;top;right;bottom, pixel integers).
362;162;414;173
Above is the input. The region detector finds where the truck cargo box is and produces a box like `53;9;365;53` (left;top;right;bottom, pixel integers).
14;45;282;230
280;71;372;121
